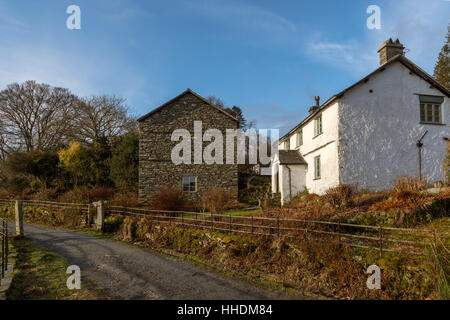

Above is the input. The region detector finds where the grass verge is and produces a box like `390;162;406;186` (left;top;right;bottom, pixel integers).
7;236;106;300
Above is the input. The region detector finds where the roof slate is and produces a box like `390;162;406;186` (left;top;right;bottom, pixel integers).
137;89;239;122
280;54;450;142
278;150;307;165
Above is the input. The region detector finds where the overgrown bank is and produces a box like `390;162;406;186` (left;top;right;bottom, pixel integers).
1;193;448;300
111;216;447;300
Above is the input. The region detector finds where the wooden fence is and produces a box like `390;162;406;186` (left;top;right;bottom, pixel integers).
0;217;8;283
0;199;449;256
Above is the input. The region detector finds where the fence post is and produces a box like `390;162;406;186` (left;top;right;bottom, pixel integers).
251;216;254;235
87;204;92;226
4;219;8;268
277;217;280;237
15;200;24;237
338;222;341;246
96;201;105;231
229;215;232;233
1;232;4;278
379;225;383;257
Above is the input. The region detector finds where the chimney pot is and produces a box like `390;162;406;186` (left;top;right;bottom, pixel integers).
377;38;405;65
309;96;320;114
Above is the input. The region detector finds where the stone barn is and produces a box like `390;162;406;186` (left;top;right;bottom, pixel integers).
137;89;239;204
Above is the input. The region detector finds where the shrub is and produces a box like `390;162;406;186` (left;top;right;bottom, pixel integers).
120;216;138;241
57;188;86;203
0;188;13;200
29;186;61;201
200;187;231;214
109;192;139;207
323;184;354;209
150;185;185;211
103;215;125;233
393;175;426;193
110;133;139;192
56;186;115;203
6;176;30;195
83;185;115;202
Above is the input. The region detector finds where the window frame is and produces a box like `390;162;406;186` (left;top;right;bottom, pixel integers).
419;95;444;125
284;140;290;150
296;129;303;147
182;176;197;192
314;156;321;180
420;103;442;124
314;114;323;137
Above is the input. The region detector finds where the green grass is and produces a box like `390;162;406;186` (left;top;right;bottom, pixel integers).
6;236;106;300
182;208;261;219
222;208;261;216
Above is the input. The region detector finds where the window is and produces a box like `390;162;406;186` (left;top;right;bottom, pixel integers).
284;140;290;150
314;156;321;180
314;114;323;136
182;177;197;192
419;95;443;124
296;129;303;147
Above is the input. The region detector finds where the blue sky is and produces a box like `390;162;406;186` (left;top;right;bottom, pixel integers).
0;0;448;134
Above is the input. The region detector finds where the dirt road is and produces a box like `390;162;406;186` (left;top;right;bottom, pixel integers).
11;223;291;300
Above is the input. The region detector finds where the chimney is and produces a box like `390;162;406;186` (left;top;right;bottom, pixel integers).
308;96;320;114
377;38;405;65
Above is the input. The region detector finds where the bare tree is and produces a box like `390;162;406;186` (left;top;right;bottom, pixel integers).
0;81;78;152
74;95;136;143
206;95;226;109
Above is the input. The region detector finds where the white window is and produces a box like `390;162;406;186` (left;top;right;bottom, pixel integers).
419;95;443;124
296;129;303;147
314;114;323;136
314;156;321;180
284;140;290;150
182;177;197;192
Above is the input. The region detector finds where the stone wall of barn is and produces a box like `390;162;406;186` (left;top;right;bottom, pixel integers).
138;92;239;204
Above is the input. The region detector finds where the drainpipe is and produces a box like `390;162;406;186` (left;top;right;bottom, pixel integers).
416;130;428;182
286;165;292;201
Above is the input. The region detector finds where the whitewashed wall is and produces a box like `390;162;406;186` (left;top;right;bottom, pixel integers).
271;155;280;194
283;102;340;195
338;62;449;191
281;164;307;204
271;155;307;205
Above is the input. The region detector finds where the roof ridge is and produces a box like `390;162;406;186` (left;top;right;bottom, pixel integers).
137;89;239;122
279;54;449;142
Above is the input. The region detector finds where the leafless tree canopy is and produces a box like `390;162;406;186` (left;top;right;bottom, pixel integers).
206;95;226;109
0;80;78;153
74;95;136;143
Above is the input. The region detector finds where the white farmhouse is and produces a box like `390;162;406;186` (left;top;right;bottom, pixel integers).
272;39;449;205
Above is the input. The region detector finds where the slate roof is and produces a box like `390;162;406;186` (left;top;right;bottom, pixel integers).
137;89;239;122
280;54;450;142
278;150;307;165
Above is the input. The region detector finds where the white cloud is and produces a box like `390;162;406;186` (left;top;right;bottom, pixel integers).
0;2;28;33
103;7;152;22
306;39;377;75
184;0;296;35
305;0;449;76
0;43;162;116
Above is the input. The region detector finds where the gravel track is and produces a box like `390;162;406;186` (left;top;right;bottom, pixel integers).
10;223;295;300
